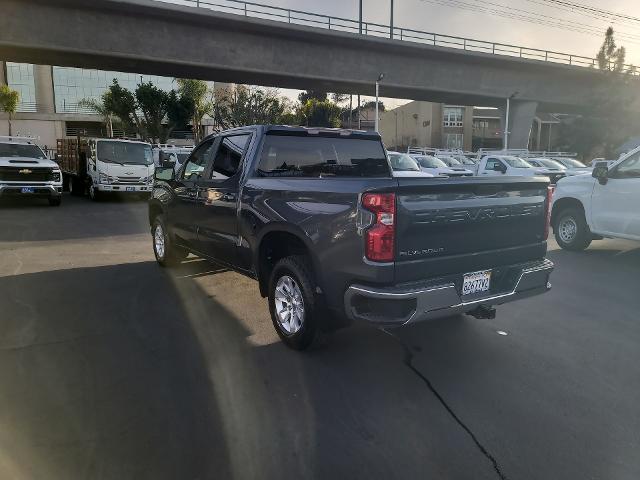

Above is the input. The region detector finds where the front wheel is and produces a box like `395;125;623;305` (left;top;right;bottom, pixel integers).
554;208;592;251
152;215;188;267
48;197;62;207
268;255;323;350
88;183;100;202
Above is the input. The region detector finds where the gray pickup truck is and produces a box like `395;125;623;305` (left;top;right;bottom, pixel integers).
149;126;553;350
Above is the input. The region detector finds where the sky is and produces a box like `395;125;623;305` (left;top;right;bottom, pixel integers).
166;0;640;108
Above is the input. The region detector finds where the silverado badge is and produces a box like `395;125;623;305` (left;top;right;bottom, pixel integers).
19;169;32;174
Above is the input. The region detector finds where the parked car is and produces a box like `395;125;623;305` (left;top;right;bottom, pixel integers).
149;125;554;350
410;154;472;177
435;155;475;176
476;155;566;184
527;158;567;172
551;157;592;176
152;145;193;169
551;146;640;250
57;138;154;201
387;152;434;178
0;136;62;206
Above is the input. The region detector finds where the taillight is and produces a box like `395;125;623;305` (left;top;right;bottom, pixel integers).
544;186;554;240
362;193;396;262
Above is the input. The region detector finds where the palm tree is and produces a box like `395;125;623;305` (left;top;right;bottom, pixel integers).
78;98;115;138
0;85;20;136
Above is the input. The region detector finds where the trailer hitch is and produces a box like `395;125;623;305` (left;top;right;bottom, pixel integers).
466;305;496;320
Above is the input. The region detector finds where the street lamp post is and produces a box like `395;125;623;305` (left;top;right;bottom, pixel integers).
375;73;384;133
359;0;363;34
390;0;394;39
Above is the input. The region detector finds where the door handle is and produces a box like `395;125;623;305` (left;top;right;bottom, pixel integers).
221;193;236;202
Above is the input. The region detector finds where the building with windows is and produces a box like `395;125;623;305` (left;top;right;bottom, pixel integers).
0;62;203;152
379;101;477;152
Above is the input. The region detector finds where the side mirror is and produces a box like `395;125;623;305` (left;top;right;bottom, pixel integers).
155;166;175;182
592;162;609;185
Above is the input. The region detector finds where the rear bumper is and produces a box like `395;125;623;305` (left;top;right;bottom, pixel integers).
344;259;553;326
0;183;62;197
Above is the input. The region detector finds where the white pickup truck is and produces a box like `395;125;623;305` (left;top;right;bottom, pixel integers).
551;146;640;250
0;136;63;206
476;154;566;184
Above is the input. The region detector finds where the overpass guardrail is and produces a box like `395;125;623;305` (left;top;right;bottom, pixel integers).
160;0;638;75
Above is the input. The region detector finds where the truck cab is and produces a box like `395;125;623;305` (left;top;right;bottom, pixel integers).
552;146;640;250
57;138;154;200
0;136;63;206
477;155;565;184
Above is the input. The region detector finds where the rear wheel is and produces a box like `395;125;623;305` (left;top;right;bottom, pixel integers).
268;255;324;350
554;207;592;251
152;215;188;267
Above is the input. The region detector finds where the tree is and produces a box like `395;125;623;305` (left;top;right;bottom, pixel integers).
361;100;385;112
558;28;640;158
101;79;194;143
177;79;213;142
331;93;349;104
0;85;20;136
596;27;627;73
298;99;342;127
557;79;640;158
298;90;327;104
213;86;291;130
77;97;116;138
103;80;140;136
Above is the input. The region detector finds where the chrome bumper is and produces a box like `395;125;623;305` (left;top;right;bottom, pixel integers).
344;259;554;326
0;184;62;196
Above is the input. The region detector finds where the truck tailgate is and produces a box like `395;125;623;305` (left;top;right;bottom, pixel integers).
394;177;549;284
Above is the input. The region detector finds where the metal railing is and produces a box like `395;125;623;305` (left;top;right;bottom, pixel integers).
159;0;638;75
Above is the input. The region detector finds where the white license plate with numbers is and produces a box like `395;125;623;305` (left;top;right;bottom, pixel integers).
462;270;492;296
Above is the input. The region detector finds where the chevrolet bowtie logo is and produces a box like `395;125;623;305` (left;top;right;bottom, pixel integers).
19;169;32;174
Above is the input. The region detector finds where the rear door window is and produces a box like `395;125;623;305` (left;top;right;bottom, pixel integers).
257;134;390;177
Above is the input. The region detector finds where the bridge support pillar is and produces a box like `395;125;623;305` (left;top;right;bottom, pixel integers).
500;100;538;150
34;65;55;114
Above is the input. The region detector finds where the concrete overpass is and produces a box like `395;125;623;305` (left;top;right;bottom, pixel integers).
0;0;630;147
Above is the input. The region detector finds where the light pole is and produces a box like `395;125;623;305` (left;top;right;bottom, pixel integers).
359;0;363;34
375;73;384;133
390;0;394;39
504;91;518;150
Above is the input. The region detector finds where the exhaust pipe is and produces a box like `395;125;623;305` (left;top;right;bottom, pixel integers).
466;305;496;320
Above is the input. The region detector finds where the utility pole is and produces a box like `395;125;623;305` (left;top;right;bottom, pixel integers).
359;0;363;34
357;95;361;129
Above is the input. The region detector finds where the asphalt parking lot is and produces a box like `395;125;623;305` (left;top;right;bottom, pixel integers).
1;194;639;480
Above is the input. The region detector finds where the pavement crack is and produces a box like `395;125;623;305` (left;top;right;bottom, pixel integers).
381;328;508;480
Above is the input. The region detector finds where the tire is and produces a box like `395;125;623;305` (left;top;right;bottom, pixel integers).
554;207;592;251
268;255;324;350
152;215;188;267
48;197;62;207
88;183;100;202
68;176;82;196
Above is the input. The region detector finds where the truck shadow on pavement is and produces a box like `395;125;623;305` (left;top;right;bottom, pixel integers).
0;260;501;480
0;195;150;243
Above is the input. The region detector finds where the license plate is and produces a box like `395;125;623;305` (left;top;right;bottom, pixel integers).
20;187;35;194
126;187;135;192
462;270;492;296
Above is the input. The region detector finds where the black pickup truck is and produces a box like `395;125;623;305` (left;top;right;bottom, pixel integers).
149;126;554;350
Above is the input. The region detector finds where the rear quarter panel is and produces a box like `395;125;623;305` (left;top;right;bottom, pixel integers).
240;177;397;311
